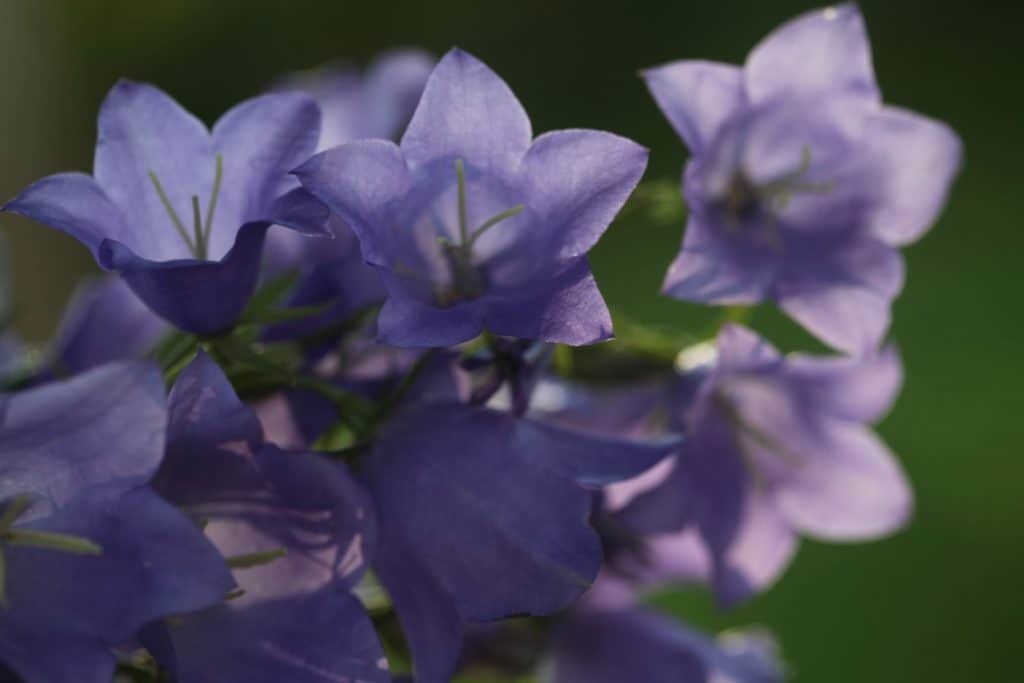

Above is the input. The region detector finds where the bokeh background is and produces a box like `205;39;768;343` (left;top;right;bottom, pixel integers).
1;1;1019;680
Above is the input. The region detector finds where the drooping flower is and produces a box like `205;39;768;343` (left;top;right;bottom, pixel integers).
588;324;911;607
547;604;784;683
360;354;679;682
143;351;387;683
2;81;330;335
297;48;648;348
0;362;233;683
644;4;962;353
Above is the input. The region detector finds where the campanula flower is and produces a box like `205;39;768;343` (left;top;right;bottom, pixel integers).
361;355;678;681
297;48;648;347
606;325;911;606
644;4;961;353
0;362;233;682
144;352;387;683
2;82;330;335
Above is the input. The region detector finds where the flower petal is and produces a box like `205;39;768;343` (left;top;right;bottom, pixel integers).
863;106;963;246
519;129;648;260
776;236;904;354
99;221;272;335
745;4;879;104
209;93;322;258
93;80;215;261
400;48;532;173
787;345;903;423
485;258;613;345
643;60;743;154
1;172;130;260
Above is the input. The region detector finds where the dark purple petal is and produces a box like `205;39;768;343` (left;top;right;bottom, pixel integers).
99;221;271;335
1;172;130;260
485;258;613;345
519;129;648;259
376;291;483;347
93;80;215;261
744;4;879;104
400;48;532;173
643;61;743;154
149;590;388;683
51;277;167;375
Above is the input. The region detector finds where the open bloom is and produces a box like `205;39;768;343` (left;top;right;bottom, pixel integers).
297;48;648;348
2;81;329;335
144;352;387;683
645;4;961;353
360;355;679;682
0;362;233;682
605;325;911;606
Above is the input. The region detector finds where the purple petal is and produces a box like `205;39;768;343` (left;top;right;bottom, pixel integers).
744;4;879;104
0;361;166;510
377;291;483;347
400;48;532;174
93;80;215;261
485;258;613;345
519;129;648;259
643;60;743;154
787;345;903;423
1;172;131;260
365;404;603;623
99;221;272;335
0;629;113;683
662;214;777;304
771;420;912;540
776;237;904;354
149;590;388;683
51;277;167;375
209;93;322;257
715;323;781;371
862;106;963;246
294;139;411;267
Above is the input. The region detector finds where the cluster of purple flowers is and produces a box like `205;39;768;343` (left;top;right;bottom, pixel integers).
0;6;960;683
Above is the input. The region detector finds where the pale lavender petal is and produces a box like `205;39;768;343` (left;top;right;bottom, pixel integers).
643;60;743;154
787;345;903;423
1;172;130;259
519;129;648;259
863;106;963;246
93;80;215;261
400;48;532;173
745;4;879;104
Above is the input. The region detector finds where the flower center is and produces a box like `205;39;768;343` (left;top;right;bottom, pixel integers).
716;146;835;249
148;154;224;260
433;158;524;307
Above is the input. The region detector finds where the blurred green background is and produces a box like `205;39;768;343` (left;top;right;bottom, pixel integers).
1;0;1019;680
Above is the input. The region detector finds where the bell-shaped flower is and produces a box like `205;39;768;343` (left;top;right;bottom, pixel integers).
2;81;330;335
644;4;961;353
297;48;648;348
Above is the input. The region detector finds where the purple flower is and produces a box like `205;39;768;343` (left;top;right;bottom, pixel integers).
144;352;387;683
297;48;648;348
0;362;233;682
2;81;330;335
548;604;783;683
362;355;679;682
644;4;962;353
607;324;911;607
50;276;167;376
